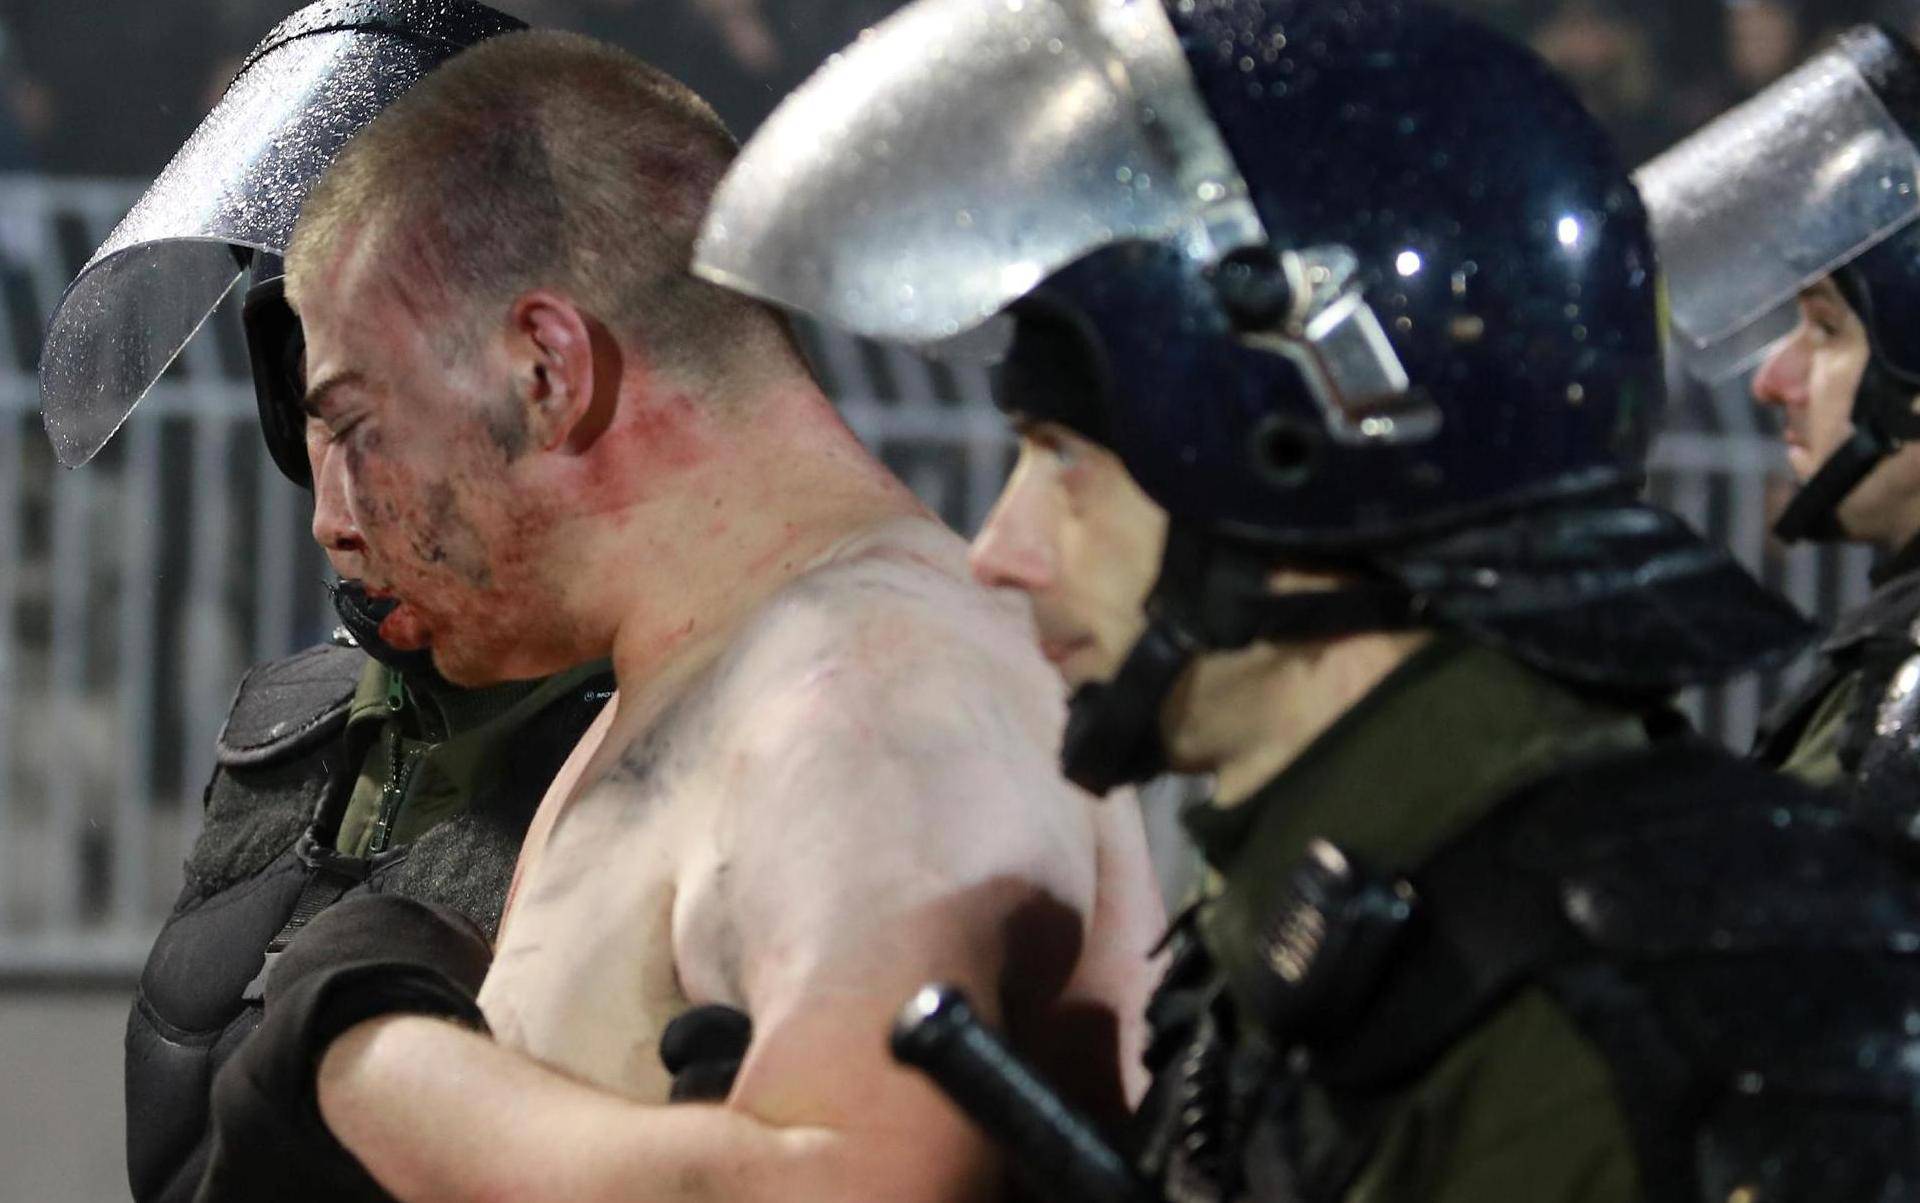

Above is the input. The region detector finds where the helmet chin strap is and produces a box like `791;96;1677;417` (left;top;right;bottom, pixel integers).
1059;523;1424;796
329;579;444;684
1060;620;1194;796
1772;421;1894;543
1773;347;1920;543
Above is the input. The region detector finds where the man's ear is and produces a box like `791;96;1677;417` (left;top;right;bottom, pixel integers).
508;290;614;454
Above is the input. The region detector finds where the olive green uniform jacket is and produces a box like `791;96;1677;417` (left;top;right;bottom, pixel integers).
1179;639;1647;1203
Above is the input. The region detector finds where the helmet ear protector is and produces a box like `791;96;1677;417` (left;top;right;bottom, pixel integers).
239;250;312;489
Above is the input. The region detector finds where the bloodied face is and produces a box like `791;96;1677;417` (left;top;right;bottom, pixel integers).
298;233;569;686
968;420;1167;690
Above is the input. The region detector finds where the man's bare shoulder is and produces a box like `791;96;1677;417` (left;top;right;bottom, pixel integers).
677;517;1098;964
718;515;1066;742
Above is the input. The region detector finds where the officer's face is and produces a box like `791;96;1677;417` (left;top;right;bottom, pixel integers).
1750;277;1920;545
295;233;565;686
969;420;1166;688
1751;278;1868;486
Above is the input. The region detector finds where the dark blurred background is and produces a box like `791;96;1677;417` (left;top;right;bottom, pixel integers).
0;0;1908;178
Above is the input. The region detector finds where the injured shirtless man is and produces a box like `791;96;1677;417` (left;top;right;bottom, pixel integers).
190;28;1164;1203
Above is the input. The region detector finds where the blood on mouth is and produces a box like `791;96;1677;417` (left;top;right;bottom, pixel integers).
377;596;433;650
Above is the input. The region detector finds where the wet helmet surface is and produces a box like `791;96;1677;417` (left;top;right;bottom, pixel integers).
1011;0;1663;554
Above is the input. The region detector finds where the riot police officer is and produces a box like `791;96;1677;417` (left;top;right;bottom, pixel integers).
1641;27;1920;839
696;0;1920;1197
37;5;616;1200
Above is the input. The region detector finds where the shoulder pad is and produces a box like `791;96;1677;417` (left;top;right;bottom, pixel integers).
216;643;366;768
1387;746;1920;1191
1508;746;1920;956
1695;1085;1920;1201
1824;570;1920;654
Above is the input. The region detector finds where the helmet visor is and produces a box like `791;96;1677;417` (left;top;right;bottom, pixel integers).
693;0;1266;345
39;3;516;468
1637;35;1920;382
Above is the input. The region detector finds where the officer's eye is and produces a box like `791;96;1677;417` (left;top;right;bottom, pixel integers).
1799;297;1848;343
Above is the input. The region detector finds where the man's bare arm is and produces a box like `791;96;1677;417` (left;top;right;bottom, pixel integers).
318;1014;872;1203
315;593;1130;1203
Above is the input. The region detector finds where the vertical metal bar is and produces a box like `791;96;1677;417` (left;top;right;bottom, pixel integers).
0;403;20;931
1720;466;1768;750
45;452;92;929
1783;540;1822;626
807;325;880;404
1667;470;1717;740
879;346;952;515
114;416;160;929
813;327;885;448
1837;544;1877;617
15;180;99;933
255;448;297;662
881;345;939;404
948;360;1009;537
0;179;47;940
178;364;236;824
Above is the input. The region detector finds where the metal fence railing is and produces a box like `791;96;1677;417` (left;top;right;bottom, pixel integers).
0;173;1871;977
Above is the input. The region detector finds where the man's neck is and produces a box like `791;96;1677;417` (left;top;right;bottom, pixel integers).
1173;627;1433;807
591;380;926;717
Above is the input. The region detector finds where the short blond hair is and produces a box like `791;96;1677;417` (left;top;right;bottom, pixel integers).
288;30;784;382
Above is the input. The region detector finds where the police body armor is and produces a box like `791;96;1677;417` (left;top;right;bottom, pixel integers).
1755;551;1920;854
124;642;610;1203
1139;742;1920;1203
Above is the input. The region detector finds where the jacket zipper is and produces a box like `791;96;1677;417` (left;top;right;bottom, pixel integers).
368;677;421;855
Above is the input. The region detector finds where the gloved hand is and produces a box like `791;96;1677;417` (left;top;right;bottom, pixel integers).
661;1003;753;1102
193;892;492;1203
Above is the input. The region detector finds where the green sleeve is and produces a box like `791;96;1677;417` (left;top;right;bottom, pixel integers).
1343;988;1639;1203
1775;674;1857;791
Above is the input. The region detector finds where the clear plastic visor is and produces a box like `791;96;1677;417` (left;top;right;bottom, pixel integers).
693;0;1266;345
39;30;440;468
1636;44;1920;382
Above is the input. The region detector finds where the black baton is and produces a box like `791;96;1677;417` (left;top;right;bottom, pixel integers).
890;984;1158;1203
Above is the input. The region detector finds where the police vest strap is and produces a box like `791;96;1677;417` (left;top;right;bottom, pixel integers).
1288;835;1583;1093
239;831;380;1003
217;643;365;769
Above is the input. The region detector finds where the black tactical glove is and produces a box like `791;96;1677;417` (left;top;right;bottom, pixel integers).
660;1003;753;1102
193;892;492;1203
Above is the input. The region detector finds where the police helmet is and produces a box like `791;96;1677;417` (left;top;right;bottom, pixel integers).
698;0;1811;791
1641;26;1920;542
40;0;526;484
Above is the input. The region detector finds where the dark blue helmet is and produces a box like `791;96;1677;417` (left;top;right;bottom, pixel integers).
1022;0;1664;551
699;0;1812;791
